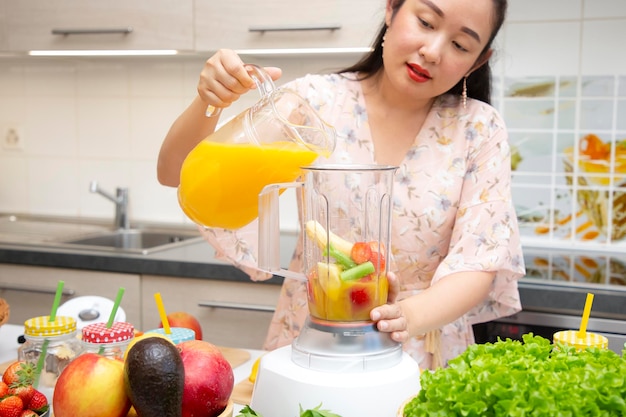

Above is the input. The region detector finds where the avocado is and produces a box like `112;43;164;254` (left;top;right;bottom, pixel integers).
124;337;185;417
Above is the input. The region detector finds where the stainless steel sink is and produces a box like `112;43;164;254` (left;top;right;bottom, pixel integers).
63;229;199;251
0;213;203;255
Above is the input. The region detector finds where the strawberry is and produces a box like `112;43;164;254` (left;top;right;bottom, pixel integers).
26;390;47;413
0;381;8;398
19;411;37;417
368;241;386;272
8;385;34;407
350;288;370;306
2;362;34;387
0;395;24;417
351;242;372;264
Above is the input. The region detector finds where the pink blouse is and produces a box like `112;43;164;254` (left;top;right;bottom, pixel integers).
200;73;525;370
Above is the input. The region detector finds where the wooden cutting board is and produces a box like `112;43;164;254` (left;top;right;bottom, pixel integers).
0;345;250;374
231;379;254;405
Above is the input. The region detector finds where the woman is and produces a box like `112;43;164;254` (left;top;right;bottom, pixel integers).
158;0;525;370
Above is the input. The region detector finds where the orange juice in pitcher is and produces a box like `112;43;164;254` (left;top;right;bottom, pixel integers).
179;140;319;229
177;64;335;229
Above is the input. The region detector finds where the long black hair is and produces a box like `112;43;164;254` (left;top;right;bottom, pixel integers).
339;0;507;105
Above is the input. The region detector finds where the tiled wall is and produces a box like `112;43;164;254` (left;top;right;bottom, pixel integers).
0;54;353;230
1;0;626;244
497;0;626;249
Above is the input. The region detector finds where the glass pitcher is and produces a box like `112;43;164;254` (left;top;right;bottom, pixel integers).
177;64;336;230
259;164;397;323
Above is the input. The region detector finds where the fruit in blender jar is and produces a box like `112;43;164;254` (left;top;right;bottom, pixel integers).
124;337;185;417
53;353;131;417
305;221;389;321
178;340;234;417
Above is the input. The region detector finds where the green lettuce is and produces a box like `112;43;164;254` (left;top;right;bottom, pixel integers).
402;333;626;416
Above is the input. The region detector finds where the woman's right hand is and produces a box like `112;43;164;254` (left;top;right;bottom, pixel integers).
198;49;283;113
157;49;282;187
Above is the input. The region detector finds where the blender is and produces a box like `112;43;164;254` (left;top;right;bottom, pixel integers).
255;165;421;417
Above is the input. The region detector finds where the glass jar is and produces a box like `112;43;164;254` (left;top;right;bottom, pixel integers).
18;315;82;403
81;321;135;360
553;330;609;350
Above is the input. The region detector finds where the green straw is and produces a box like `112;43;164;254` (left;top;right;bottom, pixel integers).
49;280;64;321
98;287;125;355
34;280;64;388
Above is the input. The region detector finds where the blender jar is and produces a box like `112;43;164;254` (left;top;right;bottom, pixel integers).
259;164;397;323
301;165;396;323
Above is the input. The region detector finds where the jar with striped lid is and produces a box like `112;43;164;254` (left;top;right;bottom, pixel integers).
553;329;609;351
80;321;135;360
18;315;82;403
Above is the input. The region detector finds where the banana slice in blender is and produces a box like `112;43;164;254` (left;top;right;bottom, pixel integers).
317;262;342;301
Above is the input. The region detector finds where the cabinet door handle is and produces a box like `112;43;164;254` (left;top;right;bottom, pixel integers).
198;301;275;313
249;24;341;33
51;27;134;36
0;283;75;296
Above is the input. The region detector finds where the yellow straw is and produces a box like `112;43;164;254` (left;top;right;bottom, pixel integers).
577;292;594;339
154;292;171;334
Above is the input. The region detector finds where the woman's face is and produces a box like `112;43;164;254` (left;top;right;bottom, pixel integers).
383;0;495;101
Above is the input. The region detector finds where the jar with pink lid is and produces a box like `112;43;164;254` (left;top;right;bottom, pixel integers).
80;321;135;360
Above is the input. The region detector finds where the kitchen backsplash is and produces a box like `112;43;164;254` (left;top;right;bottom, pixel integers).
504;75;626;249
1;0;626;246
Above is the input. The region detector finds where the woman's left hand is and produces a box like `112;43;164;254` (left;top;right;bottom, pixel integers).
371;272;409;343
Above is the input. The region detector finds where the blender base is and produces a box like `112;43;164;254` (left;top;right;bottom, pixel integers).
250;345;421;417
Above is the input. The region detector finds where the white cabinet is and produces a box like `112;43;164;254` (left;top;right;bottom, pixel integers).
141;274;281;349
0;264;141;327
194;0;384;51
2;0;193;51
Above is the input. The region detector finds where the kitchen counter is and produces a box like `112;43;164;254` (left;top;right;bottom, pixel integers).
0;230;292;286
4;217;626;351
0;324;262;415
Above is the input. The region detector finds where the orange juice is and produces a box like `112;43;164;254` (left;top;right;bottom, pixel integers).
178;140;318;229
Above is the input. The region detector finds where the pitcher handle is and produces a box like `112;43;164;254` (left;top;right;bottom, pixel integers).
205;64;276;117
258;181;306;281
246;64;276;98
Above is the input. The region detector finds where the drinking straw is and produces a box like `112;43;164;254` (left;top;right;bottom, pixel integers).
107;287;125;328
577;292;595;339
34;280;64;388
154;292;171;334
98;287;125;355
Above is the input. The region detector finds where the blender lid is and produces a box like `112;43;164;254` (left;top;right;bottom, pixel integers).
291;318;403;372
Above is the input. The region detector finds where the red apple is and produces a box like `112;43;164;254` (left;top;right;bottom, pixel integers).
53;353;131;417
160;311;203;340
178;340;234;417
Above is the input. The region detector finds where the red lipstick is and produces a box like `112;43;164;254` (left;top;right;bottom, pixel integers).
407;63;431;83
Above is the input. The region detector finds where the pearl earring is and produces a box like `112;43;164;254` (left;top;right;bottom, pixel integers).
462;76;468;109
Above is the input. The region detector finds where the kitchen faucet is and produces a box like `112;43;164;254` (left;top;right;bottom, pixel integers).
89;180;130;230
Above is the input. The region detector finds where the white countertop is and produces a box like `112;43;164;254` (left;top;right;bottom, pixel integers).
0;324;261;415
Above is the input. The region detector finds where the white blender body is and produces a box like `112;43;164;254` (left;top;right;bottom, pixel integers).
251;318;420;417
255;165;421;417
